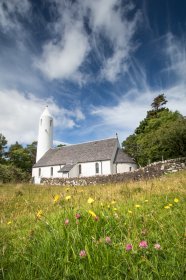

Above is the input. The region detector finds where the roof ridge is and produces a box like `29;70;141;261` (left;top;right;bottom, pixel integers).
55;137;117;149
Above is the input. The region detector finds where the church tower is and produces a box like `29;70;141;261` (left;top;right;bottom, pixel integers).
36;106;53;162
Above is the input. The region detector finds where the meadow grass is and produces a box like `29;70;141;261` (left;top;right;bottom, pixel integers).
0;171;186;279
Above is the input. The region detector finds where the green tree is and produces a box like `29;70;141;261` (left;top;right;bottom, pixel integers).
151;93;167;112
122;95;186;166
0;133;7;163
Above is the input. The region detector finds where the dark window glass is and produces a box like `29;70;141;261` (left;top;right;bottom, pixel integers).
51;167;53;176
50;120;52;126
129;167;132;172
39;168;41;177
79;164;81;175
95;162;99;174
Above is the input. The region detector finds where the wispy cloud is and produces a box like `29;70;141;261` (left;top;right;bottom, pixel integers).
35;0;140;83
0;90;85;144
91;33;186;141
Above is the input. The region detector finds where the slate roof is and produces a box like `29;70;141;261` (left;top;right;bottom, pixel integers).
58;164;75;172
33;138;118;167
114;148;136;164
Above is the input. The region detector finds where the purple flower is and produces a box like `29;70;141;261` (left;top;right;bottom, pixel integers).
75;213;81;219
126;244;133;251
79;250;86;258
139;240;148;248
154;243;161;250
105;236;111;244
64;219;69;225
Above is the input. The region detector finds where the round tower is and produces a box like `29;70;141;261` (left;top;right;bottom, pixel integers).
36;106;53;162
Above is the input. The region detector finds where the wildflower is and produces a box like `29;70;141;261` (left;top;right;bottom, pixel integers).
139;240;148;248
75;213;81;219
168;203;173;207
144;200;148;202
105;236;111;244
126;244;133;251
135;204;141;208
154;243;161;250
113;208;117;211
174;198;179;203
88;210;97;218
53;194;60;203
87;197;94;204
64;219;69;225
164;205;170;209
36;210;43;219
79;250;86;258
111;200;116;205
65;195;71;201
128;210;132;214
7;221;12;225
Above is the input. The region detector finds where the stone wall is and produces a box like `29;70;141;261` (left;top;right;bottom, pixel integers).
41;157;186;186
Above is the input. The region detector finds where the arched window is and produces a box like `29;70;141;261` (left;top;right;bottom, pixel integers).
39;168;41;177
95;162;99;174
50;120;53;126
51;167;53;176
79;164;81;175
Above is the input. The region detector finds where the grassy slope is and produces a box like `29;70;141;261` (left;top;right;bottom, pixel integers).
0;171;186;280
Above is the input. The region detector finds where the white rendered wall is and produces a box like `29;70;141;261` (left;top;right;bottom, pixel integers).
78;160;111;177
32;165;62;183
116;163;138;173
36;107;53;162
102;161;111;175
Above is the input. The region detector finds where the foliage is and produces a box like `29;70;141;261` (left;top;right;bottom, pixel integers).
123;95;186;166
0;134;37;182
0;133;7;164
0;164;29;183
0;172;186;279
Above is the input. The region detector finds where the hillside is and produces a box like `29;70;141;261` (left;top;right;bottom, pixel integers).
1;171;186;279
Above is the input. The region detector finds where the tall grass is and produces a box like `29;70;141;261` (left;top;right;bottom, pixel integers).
1;171;186;279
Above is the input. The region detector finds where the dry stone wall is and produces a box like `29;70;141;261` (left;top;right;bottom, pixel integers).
41;157;186;186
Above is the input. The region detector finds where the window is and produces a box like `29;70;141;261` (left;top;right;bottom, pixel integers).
129;167;132;172
40;119;42;125
79;164;81;175
51;167;53;176
95;162;99;174
39;168;41;177
50;120;53;126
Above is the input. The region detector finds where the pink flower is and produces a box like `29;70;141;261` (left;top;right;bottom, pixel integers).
126;244;133;251
79;250;86;258
64;219;69;225
75;213;81;219
139;240;148;248
154;243;161;250
105;236;111;244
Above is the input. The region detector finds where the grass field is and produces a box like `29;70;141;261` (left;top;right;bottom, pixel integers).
1;171;186;279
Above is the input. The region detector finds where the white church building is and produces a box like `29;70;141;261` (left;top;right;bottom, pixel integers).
32;107;137;184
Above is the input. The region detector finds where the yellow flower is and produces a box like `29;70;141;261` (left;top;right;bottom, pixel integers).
36;210;43;219
174;198;179;203
111;200;116;205
168;203;173;207
164;205;170;209
135;204;141;208
87;197;94;204
113;208;117;211
7;221;12;225
128;210;132;214
144;200;148;202
53;194;60;203
88;210;97;218
100;202;104;207
65;196;71;201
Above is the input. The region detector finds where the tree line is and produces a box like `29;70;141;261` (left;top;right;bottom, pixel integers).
0;136;37;183
122;94;186;166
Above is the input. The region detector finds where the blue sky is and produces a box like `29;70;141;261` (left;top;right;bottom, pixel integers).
0;0;186;146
